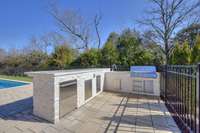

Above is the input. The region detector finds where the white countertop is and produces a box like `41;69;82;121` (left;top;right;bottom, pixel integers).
25;68;110;77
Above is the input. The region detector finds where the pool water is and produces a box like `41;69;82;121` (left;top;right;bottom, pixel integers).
0;79;29;89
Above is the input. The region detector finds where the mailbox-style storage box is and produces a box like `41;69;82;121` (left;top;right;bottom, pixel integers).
26;69;110;123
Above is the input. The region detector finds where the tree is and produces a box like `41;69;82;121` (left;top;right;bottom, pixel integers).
101;40;118;66
117;29;143;66
76;49;101;67
142;30;158;47
26;36;44;53
50;45;75;69
50;4;104;51
175;24;200;47
50;7;91;50
191;35;200;63
107;32;119;45
0;48;6;63
145;43;165;65
23;32;69;54
180;41;191;64
170;41;191;64
1;49;27;75
141;0;200;64
40;32;68;53
24;51;49;71
0;49;50;75
140;50;155;65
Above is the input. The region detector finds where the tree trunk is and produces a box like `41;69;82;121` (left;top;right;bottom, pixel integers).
164;39;169;65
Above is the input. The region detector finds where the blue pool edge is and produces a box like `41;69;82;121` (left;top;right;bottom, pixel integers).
0;78;32;90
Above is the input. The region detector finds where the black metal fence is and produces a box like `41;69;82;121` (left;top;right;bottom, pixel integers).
160;65;199;132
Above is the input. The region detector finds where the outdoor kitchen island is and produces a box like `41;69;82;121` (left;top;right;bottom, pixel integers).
26;68;110;123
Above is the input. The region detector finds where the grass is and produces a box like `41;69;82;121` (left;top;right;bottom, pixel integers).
0;75;32;82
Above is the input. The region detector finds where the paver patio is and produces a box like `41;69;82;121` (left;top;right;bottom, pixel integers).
0;85;180;133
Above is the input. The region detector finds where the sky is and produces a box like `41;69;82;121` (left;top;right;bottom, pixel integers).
0;0;149;50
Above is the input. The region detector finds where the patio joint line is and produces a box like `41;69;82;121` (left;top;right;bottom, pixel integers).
149;99;156;133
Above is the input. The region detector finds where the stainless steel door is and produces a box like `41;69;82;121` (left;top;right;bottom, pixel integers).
59;80;77;118
96;76;101;93
85;79;92;100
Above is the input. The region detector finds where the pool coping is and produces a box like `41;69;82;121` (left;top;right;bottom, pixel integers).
0;78;32;83
0;78;32;90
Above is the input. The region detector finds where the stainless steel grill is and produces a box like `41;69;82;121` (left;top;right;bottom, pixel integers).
131;66;157;95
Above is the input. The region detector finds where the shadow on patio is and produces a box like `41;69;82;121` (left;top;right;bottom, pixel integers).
100;95;180;133
0;97;49;123
0;89;180;133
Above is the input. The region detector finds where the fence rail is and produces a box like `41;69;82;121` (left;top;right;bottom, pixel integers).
160;64;199;132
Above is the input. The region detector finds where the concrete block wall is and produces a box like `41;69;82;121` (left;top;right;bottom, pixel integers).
104;71;160;96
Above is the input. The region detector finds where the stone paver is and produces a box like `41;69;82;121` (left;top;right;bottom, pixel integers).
0;85;180;133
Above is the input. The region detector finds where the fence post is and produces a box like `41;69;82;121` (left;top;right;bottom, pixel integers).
165;64;168;100
196;63;200;132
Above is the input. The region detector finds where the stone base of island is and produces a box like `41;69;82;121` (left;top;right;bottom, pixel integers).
26;69;110;123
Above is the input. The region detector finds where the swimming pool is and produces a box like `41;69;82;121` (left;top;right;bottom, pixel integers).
0;79;29;89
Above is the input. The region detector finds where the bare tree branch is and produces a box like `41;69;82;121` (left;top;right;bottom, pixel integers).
94;14;102;49
49;5;90;50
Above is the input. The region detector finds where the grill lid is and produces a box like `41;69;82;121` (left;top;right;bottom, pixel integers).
130;66;157;78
